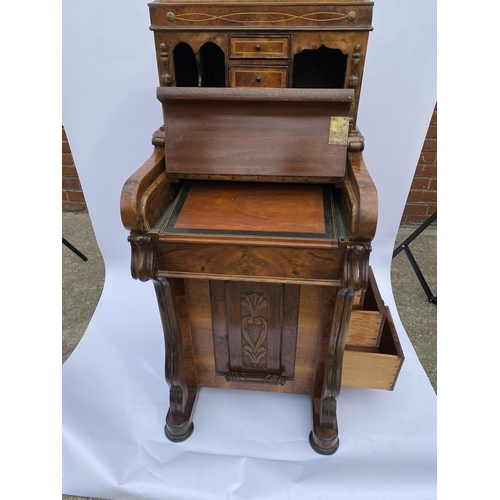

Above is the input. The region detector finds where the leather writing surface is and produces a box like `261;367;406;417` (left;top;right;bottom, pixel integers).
162;181;336;241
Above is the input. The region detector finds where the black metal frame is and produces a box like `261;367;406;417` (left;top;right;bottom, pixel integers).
62;238;88;262
392;211;436;304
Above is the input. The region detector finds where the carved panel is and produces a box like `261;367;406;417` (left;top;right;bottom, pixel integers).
224;372;286;386
226;282;282;373
241;292;269;368
211;281;300;382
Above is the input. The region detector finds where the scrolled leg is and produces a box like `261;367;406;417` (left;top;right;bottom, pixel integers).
310;290;354;455
154;277;198;442
165;388;198;442
310;245;371;455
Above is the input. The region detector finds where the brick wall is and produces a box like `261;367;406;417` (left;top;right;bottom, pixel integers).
62;126;86;212
399;104;437;225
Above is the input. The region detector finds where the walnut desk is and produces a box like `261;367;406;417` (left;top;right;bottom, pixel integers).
120;86;404;455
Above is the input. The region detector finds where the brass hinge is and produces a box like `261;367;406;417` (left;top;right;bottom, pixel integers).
328;117;349;146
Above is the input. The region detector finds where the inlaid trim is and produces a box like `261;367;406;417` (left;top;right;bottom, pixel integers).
171;11;351;24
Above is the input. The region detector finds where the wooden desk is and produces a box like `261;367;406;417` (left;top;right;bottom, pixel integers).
121;87;404;455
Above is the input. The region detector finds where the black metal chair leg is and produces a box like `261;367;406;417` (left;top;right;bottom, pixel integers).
402;245;437;304
393;211;437;258
62;238;88;262
392;212;436;304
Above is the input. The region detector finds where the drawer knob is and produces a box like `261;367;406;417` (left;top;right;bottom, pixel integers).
166;11;175;22
255;44;261;51
255;76;261;82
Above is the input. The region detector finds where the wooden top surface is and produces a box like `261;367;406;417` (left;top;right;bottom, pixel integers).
161;181;336;242
158;87;353;183
150;1;371;4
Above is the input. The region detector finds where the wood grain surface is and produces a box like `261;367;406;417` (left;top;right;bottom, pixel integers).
230;36;290;59
230;66;288;88
120;147;176;231
184;274;402;393
158;87;353;181
173;181;326;233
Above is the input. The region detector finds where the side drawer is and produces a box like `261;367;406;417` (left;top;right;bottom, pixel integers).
342;270;404;390
230;66;288;88
230;36;289;59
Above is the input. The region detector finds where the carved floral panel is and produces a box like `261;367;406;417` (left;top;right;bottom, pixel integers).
240;291;269;368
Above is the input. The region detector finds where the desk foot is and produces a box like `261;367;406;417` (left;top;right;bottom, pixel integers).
164;388;198;443
165;421;194;443
309;431;339;455
310;399;340;455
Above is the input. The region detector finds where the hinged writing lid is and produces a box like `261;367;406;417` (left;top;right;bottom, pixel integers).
157;87;354;183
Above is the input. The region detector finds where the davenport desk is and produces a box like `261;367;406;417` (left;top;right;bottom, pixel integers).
120;86;404;455
120;0;404;455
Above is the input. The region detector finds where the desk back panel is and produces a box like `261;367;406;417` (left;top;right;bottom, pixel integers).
157;87;353;182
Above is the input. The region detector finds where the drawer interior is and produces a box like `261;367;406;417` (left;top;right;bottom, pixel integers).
342;269;404;390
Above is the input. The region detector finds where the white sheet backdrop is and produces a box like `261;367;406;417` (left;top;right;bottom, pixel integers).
62;1;437;498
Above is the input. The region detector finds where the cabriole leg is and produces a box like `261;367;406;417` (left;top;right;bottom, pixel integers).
310;290;355;455
310;244;371;455
153;277;198;442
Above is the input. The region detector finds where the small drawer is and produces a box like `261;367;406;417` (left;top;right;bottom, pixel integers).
230;36;289;59
230;66;288;88
342;269;405;391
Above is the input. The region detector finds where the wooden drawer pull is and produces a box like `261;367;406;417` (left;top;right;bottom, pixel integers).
255;76;261;82
255;44;261;51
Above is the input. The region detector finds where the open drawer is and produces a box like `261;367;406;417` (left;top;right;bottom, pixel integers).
342;268;404;390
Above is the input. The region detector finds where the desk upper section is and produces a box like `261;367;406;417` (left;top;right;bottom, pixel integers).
148;0;373;130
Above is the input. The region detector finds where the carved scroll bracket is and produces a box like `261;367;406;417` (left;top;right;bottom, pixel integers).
342;244;371;292
128;234;158;282
159;43;173;86
347;44;361;88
